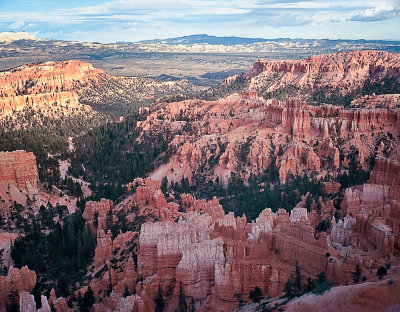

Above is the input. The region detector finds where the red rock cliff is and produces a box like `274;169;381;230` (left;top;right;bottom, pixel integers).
0;150;38;191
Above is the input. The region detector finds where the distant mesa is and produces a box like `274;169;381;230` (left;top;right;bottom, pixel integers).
0;31;37;43
139;33;274;45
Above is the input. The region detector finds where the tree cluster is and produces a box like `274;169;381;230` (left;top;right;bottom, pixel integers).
11;210;96;299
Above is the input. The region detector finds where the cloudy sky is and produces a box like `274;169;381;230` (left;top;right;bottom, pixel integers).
0;0;399;42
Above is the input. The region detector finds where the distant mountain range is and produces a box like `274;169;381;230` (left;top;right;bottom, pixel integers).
1;32;400;87
138;33;400;47
138;34;273;45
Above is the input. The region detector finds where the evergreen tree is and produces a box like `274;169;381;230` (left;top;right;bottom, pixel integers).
234;293;244;307
0;248;4;275
377;266;387;280
6;291;19;312
155;283;165;312
284;275;294;298
178;282;188;312
123;285;130;298
294;260;302;292
316;272;327;284
306;277;316;292
107;267;113;295
106;207;113;231
248;286;263;305
161;176;168;195
353;263;362;284
190;298;195;312
79;286;95;312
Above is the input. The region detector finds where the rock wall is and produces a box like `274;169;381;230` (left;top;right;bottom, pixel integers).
83;198;114;233
0;266;36;311
241;50;400;97
0;150;38;191
138;90;399;185
136;206;345;311
340;154;400;257
0;60;99;117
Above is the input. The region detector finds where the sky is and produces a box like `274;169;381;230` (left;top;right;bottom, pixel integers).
0;0;399;43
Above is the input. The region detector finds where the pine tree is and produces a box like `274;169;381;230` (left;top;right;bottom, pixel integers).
107;268;113;295
316;271;327;283
190;298;195;312
161;176;168;195
306;277;315;292
284;275;294;298
178;282;188;312
6;291;19;312
353;263;362;284
155;283;165;312
123;285;130;298
106;207;113;231
377;266;387;280
0;248;4;275
248;286;263;305
79;286;95;312
294;260;302;292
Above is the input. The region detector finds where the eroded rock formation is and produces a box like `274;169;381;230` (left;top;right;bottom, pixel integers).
0;266;36;311
0;60;198;121
137;90;399;185
0;150;38;191
238;50;400;99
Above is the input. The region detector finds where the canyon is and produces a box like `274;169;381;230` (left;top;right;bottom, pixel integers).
137;90;399;187
0;60;198;126
221;50;400;101
0;49;399;311
75;145;400;311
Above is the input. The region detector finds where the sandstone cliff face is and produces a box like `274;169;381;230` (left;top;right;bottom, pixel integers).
85;146;400;311
137;89;399;185
0;149;78;220
68;154;400;311
83;198;114;233
93;292;153;312
0;60;198;123
0;61;99;118
0;266;36;311
19;289;73;312
0;150;38;191
135;203;353;311
239;50;400;99
281;274;400;312
0;150;39;215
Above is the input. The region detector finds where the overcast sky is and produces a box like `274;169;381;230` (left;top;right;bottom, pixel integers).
0;0;399;42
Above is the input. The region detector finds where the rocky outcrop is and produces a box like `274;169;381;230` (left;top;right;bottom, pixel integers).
48;289;73;312
0;266;36;311
19;290;73;312
0;150;38;192
19;291;38;312
339;152;400;258
240;50;400;99
0;60;198;121
369;157;400;187
94;230;135;266
125;178;179;221
0;60;98;117
93;292;153;312
0;150;39;216
73;162;400;311
282;274;400;312
136;205;347;311
351;94;400;109
137;89;399;184
83;198;114;233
